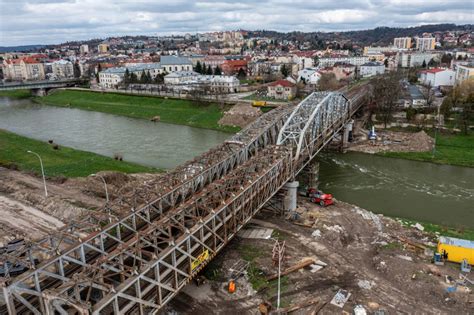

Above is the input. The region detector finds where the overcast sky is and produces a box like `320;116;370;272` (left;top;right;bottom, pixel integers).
0;0;473;46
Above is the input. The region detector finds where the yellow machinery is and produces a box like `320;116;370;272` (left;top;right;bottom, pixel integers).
252;100;267;107
437;236;474;265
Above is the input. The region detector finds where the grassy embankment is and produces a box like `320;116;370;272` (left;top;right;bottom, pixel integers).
0;90;32;99
0;129;159;177
35;90;240;133
380;133;474;168
397;217;474;241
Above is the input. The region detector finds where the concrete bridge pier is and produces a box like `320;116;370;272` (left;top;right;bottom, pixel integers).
31;88;49;97
283;181;299;212
340;120;354;153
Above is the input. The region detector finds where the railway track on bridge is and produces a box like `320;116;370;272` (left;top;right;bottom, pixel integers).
1;86;369;314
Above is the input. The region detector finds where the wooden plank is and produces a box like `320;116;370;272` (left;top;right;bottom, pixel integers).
266;258;315;281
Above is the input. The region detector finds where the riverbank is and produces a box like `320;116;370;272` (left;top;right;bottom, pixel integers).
380;133;474;168
0;90;32;99
348;128;474;168
33;90;240;133
0;129;159;177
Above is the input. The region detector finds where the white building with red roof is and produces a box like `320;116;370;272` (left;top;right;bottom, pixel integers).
419;68;455;87
267;79;297;100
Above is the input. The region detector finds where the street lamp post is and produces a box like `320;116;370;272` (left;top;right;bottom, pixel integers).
27;150;48;197
90;173;109;203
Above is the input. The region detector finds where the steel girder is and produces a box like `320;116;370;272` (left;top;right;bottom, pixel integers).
18;146;293;314
277;92;349;160
1;104;293;314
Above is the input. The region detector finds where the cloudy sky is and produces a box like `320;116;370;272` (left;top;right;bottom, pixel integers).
0;0;472;46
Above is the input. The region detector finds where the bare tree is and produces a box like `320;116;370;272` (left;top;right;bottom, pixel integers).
371;72;402;129
318;73;340;91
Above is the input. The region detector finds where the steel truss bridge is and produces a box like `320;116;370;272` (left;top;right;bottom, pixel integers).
1;86;369;314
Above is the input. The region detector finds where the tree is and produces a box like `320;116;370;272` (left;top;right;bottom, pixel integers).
318;73;339;91
440;79;474;134
140;70;147;83
206;65;213;75
214;66;222;75
280;64;289;77
313;56;320;67
384;58;389;68
130;72;138;83
195;61;202;74
201;62;207;75
428;58;438;67
441;53;452;65
237;68;246;79
154;73;164;84
73;62;81;78
370;72;402;129
421;60;427;68
124;68;130;84
146;71;152;83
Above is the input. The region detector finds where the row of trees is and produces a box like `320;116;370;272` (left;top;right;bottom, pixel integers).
123;69;166;84
194;61;222;75
440;79;473;134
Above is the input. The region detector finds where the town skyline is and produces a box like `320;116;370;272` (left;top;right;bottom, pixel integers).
1;0;473;46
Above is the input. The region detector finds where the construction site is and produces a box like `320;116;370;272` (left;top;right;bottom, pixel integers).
0;87;472;314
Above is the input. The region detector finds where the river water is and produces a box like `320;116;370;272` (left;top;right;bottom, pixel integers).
1;97;473;228
318;152;474;229
0;97;229;169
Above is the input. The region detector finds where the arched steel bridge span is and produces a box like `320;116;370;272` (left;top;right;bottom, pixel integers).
1;85;370;314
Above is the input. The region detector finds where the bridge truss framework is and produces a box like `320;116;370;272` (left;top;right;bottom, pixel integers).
1;86;369;314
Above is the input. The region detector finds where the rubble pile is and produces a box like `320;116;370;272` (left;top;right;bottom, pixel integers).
218;102;262;128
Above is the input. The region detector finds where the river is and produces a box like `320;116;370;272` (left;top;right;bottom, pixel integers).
0;97;229;169
1;96;473;228
318;152;474;229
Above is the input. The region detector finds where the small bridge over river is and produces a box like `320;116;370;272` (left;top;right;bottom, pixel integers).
0;79;79;96
1;85;370;314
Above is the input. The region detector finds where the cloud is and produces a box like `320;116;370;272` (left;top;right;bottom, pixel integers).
0;0;472;46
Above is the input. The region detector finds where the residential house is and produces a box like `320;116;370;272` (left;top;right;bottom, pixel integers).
98;68;125;88
419;68;455;87
267;79;296;100
360;62;385;78
221;59;248;75
297;68;321;85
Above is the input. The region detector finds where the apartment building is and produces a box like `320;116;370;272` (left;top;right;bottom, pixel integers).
455;64;474;84
416;37;436;51
159;56;193;73
318;56;370;67
97;43;109;54
51;60;74;78
164;71;240;93
359;62;385;78
393;37;412;49
2;57;45;81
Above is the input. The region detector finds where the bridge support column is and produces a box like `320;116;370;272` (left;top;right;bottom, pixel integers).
31;88;48;97
283;181;299;212
340;120;353;153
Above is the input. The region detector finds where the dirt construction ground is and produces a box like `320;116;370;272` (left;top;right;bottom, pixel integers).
1;168;472;314
162;199;473;314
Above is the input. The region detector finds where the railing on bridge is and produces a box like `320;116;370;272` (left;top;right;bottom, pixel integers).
1;86;369;314
0;79;79;91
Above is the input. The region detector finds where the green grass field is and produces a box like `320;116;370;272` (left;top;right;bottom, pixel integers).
0;90;32;99
0;129;159;177
36;90;239;133
380;133;474;168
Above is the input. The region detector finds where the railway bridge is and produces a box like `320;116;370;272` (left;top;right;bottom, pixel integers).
1;85;370;314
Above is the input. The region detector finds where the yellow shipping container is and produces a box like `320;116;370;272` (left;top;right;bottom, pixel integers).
437;236;474;265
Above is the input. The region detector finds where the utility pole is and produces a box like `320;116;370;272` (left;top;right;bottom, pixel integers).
27;150;47;197
272;239;285;311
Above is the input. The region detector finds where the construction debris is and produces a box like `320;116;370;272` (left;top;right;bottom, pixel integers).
238;228;274;239
266;257;315;281
330;289;351;308
272;297;320;314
